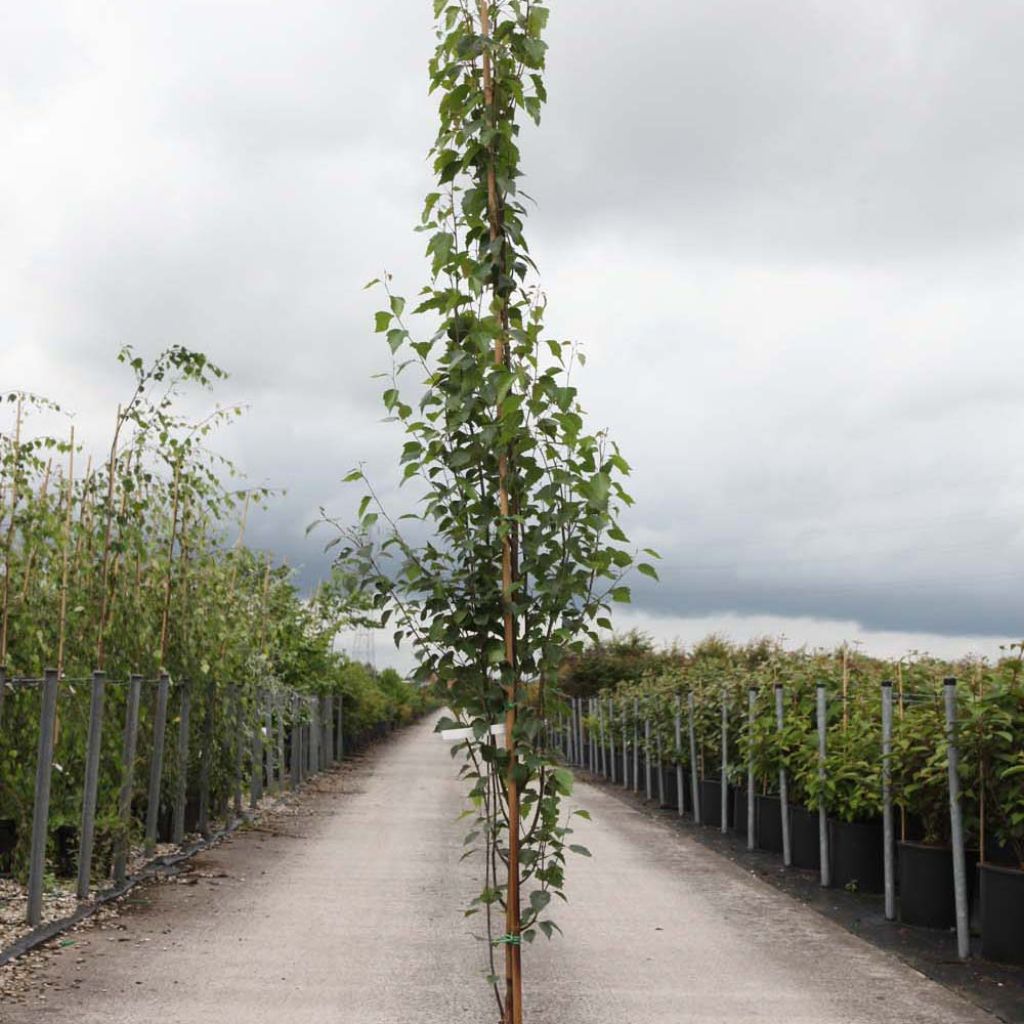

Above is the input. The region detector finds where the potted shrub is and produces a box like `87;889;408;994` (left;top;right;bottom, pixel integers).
892;685;975;929
823;709;885;893
974;659;1024;964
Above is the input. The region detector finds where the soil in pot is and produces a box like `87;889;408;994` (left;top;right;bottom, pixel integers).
829;819;884;894
980;862;1024;965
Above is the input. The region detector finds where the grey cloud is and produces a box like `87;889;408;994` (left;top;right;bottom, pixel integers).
4;0;1024;651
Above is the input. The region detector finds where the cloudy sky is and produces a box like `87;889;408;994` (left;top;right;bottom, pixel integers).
4;1;1024;665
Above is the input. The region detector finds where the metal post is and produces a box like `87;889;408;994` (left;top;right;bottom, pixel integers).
621;703;629;789
291;695;302;788
720;690;729;834
568;699;576;765
688;691;701;824
632;699;640;795
276;695;286;788
944;677;970;960
656;727;665;807
114;674;142;885
747;687;756;850
321;695;332;765
644;711;653;800
264;697;275;793
145;672;170;854
881;680;895;917
776;683;791;868
598;699;606;777
675;695;685;818
27;669;59;925
250;694;263;809
339;692;348;765
0;665;7;727
817;683;830;887
198;686;213;836
76;671;106;900
576;698;584;769
172;678;191;845
232;685;243;816
607;700;616;783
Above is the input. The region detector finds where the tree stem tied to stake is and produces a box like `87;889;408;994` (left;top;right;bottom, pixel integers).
323;2;658;1019
478;1;523;1016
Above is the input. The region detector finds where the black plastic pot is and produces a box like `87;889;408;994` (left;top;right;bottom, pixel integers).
898;841;969;929
733;787;750;838
756;794;783;853
0;819;16;875
661;767;679;810
980;862;1024;964
699;779;733;828
829;819;884;894
790;806;821;870
54;824;78;878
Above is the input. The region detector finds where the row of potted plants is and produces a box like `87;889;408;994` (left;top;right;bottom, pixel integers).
571;636;1024;965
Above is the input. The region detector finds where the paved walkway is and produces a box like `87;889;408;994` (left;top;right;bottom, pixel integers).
1;715;997;1023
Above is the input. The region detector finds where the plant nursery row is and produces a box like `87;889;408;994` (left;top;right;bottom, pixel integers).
558;638;1024;966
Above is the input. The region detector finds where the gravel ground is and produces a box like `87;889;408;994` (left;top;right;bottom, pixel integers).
0;716;1004;1023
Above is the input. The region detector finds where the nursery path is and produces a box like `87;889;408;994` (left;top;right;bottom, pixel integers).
1;715;998;1024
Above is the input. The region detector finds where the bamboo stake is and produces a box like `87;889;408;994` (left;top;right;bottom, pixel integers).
18;458;52;604
841;642;849;729
56;426;75;677
0;396;23;665
159;460;183;668
479;3;521;1019
95;405;125;669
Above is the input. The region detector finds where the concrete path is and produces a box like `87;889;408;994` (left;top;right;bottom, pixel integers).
0;715;998;1023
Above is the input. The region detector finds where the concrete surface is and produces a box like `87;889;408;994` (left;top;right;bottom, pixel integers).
0;715;1000;1023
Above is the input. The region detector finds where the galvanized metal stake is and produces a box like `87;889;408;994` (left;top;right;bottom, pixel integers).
607;699;617;784
675;695;685;818
881;680;895;917
276;695;286;789
27;669;59;925
747;687;756;850
720;690;729;834
775;683;791;868
598;699;607;777
114;674;142;885
172;678;191;845
145;672;170;854
335;694;344;762
688;691;701;824
817;683;830;887
77;671;106;899
944;677;970;960
250;695;263;809
198;685;213;836
232;684;243;816
656;727;665;807
644;711;653;800
632;698;640;795
621;703;629;789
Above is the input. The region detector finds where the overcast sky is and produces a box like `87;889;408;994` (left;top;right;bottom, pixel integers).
4;1;1024;665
